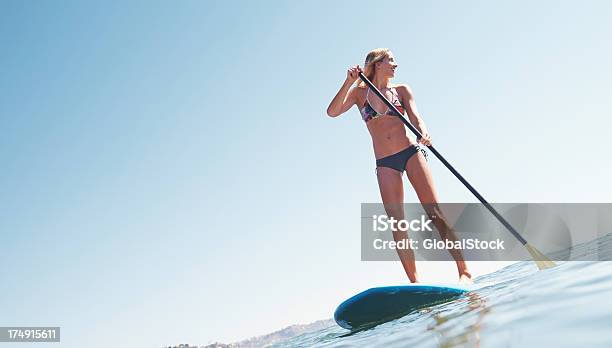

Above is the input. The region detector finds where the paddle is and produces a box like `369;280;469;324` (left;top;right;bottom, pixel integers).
358;72;555;270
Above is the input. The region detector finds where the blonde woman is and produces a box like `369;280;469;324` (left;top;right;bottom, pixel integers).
327;48;472;283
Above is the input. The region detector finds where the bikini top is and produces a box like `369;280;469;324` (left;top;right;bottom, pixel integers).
360;87;405;123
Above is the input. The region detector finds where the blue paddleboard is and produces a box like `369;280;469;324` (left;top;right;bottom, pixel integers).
334;284;472;330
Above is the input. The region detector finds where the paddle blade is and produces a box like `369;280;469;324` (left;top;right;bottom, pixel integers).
525;243;556;270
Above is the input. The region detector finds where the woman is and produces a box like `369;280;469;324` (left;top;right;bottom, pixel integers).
326;48;472;283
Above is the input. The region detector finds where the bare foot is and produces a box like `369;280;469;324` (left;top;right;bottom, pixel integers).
459;271;473;285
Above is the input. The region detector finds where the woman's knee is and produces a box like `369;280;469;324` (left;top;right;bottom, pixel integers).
383;203;405;220
424;205;451;234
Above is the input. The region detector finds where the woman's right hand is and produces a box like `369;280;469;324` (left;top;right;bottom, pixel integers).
346;65;362;83
328;66;360;117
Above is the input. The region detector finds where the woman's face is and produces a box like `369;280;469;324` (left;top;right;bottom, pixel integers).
376;52;398;78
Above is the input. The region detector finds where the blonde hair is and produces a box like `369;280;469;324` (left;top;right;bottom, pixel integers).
358;48;391;88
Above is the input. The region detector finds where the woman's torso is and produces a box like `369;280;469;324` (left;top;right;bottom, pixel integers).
357;85;415;159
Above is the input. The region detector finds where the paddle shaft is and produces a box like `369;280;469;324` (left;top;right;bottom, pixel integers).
359;72;528;245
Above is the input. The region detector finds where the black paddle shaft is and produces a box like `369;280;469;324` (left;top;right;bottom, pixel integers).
358;72;528;245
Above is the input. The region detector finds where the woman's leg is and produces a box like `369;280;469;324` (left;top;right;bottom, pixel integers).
376;166;419;283
404;151;472;282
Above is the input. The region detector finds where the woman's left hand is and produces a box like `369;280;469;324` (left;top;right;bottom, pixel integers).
418;133;432;146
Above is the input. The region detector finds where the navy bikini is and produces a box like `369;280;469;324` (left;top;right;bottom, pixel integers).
360;87;428;173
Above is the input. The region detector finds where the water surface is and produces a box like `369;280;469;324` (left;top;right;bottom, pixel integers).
272;234;612;347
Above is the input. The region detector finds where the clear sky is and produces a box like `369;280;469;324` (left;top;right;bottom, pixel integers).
1;1;611;347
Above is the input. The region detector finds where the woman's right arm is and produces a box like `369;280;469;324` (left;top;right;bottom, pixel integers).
326;65;362;117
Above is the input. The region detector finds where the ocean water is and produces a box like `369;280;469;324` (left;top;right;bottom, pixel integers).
272;234;612;347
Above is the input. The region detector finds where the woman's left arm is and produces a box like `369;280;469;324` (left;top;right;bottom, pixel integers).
396;84;432;146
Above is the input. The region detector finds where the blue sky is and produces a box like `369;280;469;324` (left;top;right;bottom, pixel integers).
1;1;611;346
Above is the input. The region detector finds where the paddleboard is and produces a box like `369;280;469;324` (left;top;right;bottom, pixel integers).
334;284;474;330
